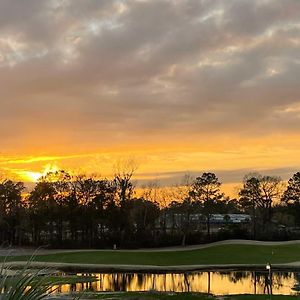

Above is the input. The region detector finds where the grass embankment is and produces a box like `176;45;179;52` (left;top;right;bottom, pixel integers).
6;244;300;266
82;291;300;299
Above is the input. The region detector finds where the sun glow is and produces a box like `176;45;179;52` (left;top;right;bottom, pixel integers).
21;164;60;182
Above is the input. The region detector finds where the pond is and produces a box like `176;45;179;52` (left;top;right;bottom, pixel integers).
52;270;300;296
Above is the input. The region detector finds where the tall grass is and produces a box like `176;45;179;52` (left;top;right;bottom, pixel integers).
0;269;55;299
0;258;61;300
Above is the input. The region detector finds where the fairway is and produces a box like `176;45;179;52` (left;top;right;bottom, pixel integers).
7;243;300;266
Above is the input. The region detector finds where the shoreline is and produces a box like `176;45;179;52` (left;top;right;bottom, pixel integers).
6;261;300;273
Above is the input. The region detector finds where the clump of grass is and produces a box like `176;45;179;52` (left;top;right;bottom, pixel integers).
0;267;56;299
0;253;63;300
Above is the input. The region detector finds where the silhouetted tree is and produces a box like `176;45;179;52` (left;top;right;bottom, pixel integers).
239;173;282;237
0;180;25;245
0;167;294;248
113;159;137;244
282;172;300;226
168;200;190;246
74;175;116;246
239;176;260;238
130;198;160;245
189;173;223;239
282;172;300;204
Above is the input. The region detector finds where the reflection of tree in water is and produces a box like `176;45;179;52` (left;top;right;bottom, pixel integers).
252;271;272;294
183;273;190;292
153;273;168;292
117;273;125;291
170;273;176;291
221;271;252;283
272;272;292;290
168;273;187;292
66;270;297;294
101;273;136;291
123;273;135;291
136;273;144;289
294;272;300;283
85;273;96;291
161;273;167;291
171;273;182;292
291;272;300;293
69;283;76;292
252;271;293;294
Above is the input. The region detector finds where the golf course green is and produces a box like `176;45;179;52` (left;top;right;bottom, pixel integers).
5;243;300;266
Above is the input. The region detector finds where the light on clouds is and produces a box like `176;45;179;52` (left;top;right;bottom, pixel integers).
0;0;300;188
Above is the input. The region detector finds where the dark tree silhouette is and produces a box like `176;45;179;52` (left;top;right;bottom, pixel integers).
239;173;281;237
282;172;300;204
189;172;223;239
0;179;25;245
282;172;300;227
0;168;294;248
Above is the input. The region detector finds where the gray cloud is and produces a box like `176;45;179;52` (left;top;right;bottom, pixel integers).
0;0;300;152
136;166;299;186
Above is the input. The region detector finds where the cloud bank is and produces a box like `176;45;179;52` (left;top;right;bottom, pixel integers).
1;0;300;183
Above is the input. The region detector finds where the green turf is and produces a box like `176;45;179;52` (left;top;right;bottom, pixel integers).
85;292;212;299
229;295;300;300
6;244;300;266
75;291;300;299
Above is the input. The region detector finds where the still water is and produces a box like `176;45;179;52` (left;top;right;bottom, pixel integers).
53;270;300;296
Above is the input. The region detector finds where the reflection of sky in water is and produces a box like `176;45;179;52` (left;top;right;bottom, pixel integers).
51;271;300;296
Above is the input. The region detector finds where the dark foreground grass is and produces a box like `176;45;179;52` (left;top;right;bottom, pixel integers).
230;296;299;300
6;244;300;266
81;291;300;299
87;292;211;299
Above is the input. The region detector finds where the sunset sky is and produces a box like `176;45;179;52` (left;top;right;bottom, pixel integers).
1;0;300;195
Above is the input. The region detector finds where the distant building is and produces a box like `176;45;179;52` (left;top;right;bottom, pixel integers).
156;213;251;233
210;214;251;224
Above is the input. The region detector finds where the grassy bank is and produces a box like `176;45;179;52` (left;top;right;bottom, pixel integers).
5;244;300;266
81;291;300;299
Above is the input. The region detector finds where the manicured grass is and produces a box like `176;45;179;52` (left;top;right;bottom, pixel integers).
6;244;300;266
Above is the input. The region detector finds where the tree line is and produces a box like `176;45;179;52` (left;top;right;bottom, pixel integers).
1;169;300;248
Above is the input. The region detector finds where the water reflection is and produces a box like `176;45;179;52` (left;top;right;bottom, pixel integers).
52;270;300;296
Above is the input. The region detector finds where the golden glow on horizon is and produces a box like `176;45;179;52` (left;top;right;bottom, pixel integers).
19;164;60;182
1;133;300;197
